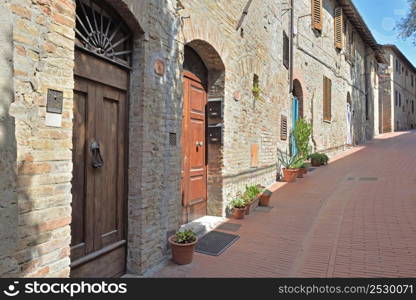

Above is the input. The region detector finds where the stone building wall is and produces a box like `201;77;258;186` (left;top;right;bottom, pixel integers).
0;2;19;277
178;0;291;214
0;0;389;278
294;0;380;155
0;0;183;277
0;0;76;277
390;50;416;130
379;46;416;132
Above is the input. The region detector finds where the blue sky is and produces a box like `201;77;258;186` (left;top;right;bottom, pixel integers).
353;0;415;65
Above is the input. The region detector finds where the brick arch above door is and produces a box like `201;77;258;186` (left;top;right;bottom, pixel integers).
181;18;230;70
293;68;309;102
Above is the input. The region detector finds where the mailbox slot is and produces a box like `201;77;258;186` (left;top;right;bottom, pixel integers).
46;89;63;114
207;124;222;144
207;100;222;119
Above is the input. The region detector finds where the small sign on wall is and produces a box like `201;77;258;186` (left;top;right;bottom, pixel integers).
45;89;63;127
45;112;62;127
251;144;259;167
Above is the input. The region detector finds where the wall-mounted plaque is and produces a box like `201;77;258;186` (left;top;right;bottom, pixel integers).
46;89;63;114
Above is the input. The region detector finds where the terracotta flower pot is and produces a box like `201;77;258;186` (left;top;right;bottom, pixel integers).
283;168;299;183
259;190;272;207
311;158;321;167
232;207;246;219
245;197;259;215
169;235;198;265
297;167;308;178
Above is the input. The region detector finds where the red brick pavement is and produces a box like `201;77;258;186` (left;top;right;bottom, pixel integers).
153;131;416;277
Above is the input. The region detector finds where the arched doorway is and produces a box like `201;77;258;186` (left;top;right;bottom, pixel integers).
346;93;352;145
181;42;225;223
71;0;133;277
293;79;304;118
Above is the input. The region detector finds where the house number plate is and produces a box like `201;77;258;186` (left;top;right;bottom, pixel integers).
47;89;63;114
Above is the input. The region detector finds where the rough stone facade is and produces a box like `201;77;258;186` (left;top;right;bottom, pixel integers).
379;45;416;132
0;0;395;278
294;0;381;154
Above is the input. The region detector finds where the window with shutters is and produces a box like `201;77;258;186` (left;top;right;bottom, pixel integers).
311;0;323;31
323;76;332;122
280;115;288;140
283;31;289;69
334;7;343;50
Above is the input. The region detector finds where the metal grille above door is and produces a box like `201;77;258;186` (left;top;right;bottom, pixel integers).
75;0;132;67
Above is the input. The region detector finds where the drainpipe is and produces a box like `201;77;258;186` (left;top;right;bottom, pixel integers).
289;0;294;94
364;47;369;122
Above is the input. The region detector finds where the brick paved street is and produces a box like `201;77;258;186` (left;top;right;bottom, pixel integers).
154;131;416;277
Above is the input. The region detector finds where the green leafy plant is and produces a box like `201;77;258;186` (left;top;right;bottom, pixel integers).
229;196;246;209
301;162;311;169
252;86;261;100
245;185;261;199
309;153;329;165
320;153;329;165
293;118;312;159
175;229;197;244
252;74;262;100
242;185;264;205
309;153;321;161
278;150;304;169
292;160;305;169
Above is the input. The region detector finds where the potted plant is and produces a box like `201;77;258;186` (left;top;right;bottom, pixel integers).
309;152;329;166
278;150;304;183
169;229;198;265
320;153;329;165
259;189;273;206
293;118;312;160
229;197;247;219
309;153;322;167
296;161;308;178
243;185;262;215
298;162;311;177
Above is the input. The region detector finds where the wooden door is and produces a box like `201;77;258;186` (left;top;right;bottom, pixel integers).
71;49;128;278
181;71;208;224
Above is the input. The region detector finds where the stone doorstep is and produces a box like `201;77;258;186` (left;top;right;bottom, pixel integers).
179;216;227;238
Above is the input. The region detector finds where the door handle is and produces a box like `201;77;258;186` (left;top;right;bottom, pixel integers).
91;141;104;168
196;141;204;147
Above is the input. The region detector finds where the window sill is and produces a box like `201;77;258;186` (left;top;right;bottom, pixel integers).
323;120;332;124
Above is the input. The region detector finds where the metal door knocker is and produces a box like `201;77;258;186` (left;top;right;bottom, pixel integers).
91;141;104;168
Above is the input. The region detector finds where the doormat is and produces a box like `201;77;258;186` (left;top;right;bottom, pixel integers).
195;231;239;256
255;206;273;213
216;223;241;232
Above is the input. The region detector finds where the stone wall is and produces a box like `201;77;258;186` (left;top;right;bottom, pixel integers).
379;47;416;132
1;0;76;277
0;3;19;277
0;0;388;277
178;0;291;214
295;0;379;155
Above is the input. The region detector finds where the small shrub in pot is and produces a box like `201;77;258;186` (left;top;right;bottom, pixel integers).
169;229;198;265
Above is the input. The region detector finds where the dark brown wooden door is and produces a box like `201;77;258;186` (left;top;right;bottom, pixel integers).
181;71;208;224
71;49;128;277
